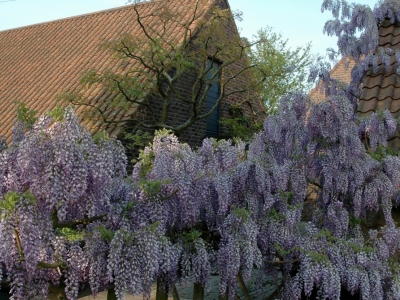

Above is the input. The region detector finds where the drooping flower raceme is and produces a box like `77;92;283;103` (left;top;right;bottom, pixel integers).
0;107;127;299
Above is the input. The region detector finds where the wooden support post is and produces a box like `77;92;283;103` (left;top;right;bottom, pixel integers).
156;277;169;300
236;273;251;300
193;282;205;300
48;284;67;300
107;287;117;300
219;290;228;300
173;285;181;300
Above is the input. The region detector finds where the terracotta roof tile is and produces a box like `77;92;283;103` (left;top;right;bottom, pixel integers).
357;19;400;120
0;0;216;142
311;19;400;136
313;19;400;145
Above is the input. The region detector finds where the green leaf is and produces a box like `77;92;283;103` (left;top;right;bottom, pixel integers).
56;227;84;242
97;225;115;242
14;101;38;129
149;221;160;232
181;229;202;244
274;243;292;257
46;104;66;122
93;130;109;143
139;179;164;196
0;191;36;220
232;205;251;221
308;251;329;263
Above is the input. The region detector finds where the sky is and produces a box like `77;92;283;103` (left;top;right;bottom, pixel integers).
0;0;378;57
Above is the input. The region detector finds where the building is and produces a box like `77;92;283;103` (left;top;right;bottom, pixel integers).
308;57;356;104
0;0;265;149
357;19;400;149
310;17;400;149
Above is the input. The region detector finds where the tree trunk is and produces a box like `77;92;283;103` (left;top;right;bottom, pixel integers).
156;277;169;300
48;285;67;300
107;287;118;300
193;282;204;300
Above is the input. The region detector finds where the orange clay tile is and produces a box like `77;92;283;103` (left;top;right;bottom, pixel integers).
0;0;218;143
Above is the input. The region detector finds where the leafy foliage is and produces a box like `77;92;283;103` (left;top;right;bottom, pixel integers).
219;103;263;142
245;26;314;113
14;101;38;130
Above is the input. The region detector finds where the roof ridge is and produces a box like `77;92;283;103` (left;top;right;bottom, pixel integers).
0;0;169;33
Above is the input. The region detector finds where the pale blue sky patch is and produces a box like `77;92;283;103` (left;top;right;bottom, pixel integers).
0;0;378;56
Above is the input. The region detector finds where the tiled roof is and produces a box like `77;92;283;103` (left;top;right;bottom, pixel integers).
357;19;400;148
0;0;216;142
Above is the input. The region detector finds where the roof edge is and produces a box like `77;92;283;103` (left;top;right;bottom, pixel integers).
0;0;168;33
308;57;344;96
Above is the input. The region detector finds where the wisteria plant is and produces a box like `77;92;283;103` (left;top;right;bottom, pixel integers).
2;0;400;299
0;106;128;299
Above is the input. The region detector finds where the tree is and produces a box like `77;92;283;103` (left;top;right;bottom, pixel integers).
244;26;314;113
64;0;264;147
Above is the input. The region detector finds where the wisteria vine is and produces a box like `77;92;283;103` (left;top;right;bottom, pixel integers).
1;1;400;299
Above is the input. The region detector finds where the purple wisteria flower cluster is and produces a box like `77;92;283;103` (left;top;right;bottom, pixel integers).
122;87;400;299
0;107;127;299
1;1;400;299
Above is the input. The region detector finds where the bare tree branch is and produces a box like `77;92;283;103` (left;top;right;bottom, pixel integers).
70;1;265;140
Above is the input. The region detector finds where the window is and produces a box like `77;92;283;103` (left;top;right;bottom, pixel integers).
205;59;221;138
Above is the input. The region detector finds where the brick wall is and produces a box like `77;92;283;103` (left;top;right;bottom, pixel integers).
309;57;356;103
122;0;266;164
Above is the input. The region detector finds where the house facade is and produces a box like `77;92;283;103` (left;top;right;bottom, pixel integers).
0;0;265;150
